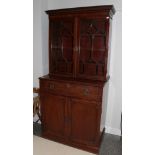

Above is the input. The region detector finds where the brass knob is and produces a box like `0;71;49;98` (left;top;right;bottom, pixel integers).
49;83;55;89
84;88;89;96
66;83;71;88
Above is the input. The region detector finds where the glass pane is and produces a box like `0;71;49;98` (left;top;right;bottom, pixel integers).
50;19;74;75
78;18;106;79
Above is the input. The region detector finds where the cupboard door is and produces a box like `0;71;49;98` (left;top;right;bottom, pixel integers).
77;18;108;81
41;93;66;138
49;18;74;77
69;98;101;145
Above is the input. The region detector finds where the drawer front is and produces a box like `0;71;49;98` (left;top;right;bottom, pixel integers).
40;80;102;101
40;80;67;94
68;84;101;101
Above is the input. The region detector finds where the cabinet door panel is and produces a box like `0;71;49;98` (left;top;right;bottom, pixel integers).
50;18;74;77
77;18;108;81
41;93;66;138
69;98;101;145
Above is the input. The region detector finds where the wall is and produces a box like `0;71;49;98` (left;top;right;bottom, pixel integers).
33;0;122;135
33;0;48;122
41;0;49;75
33;0;48;88
105;10;122;135
33;0;43;87
47;0;121;10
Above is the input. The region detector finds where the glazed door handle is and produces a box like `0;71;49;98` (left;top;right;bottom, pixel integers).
74;47;78;51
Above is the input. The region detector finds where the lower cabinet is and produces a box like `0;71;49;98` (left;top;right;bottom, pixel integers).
40;80;103;154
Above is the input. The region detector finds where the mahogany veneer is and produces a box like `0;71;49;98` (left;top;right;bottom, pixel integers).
39;5;115;154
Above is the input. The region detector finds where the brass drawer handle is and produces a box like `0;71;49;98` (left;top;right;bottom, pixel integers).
49;83;55;89
66;83;71;88
84;88;89;96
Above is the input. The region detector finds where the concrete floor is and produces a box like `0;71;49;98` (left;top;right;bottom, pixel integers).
33;123;122;155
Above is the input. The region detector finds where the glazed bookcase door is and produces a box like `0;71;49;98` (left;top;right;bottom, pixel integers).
77;18;108;81
49;18;74;77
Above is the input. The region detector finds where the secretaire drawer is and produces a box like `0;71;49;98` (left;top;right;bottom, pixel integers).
68;84;102;101
40;80;102;101
40;80;66;92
